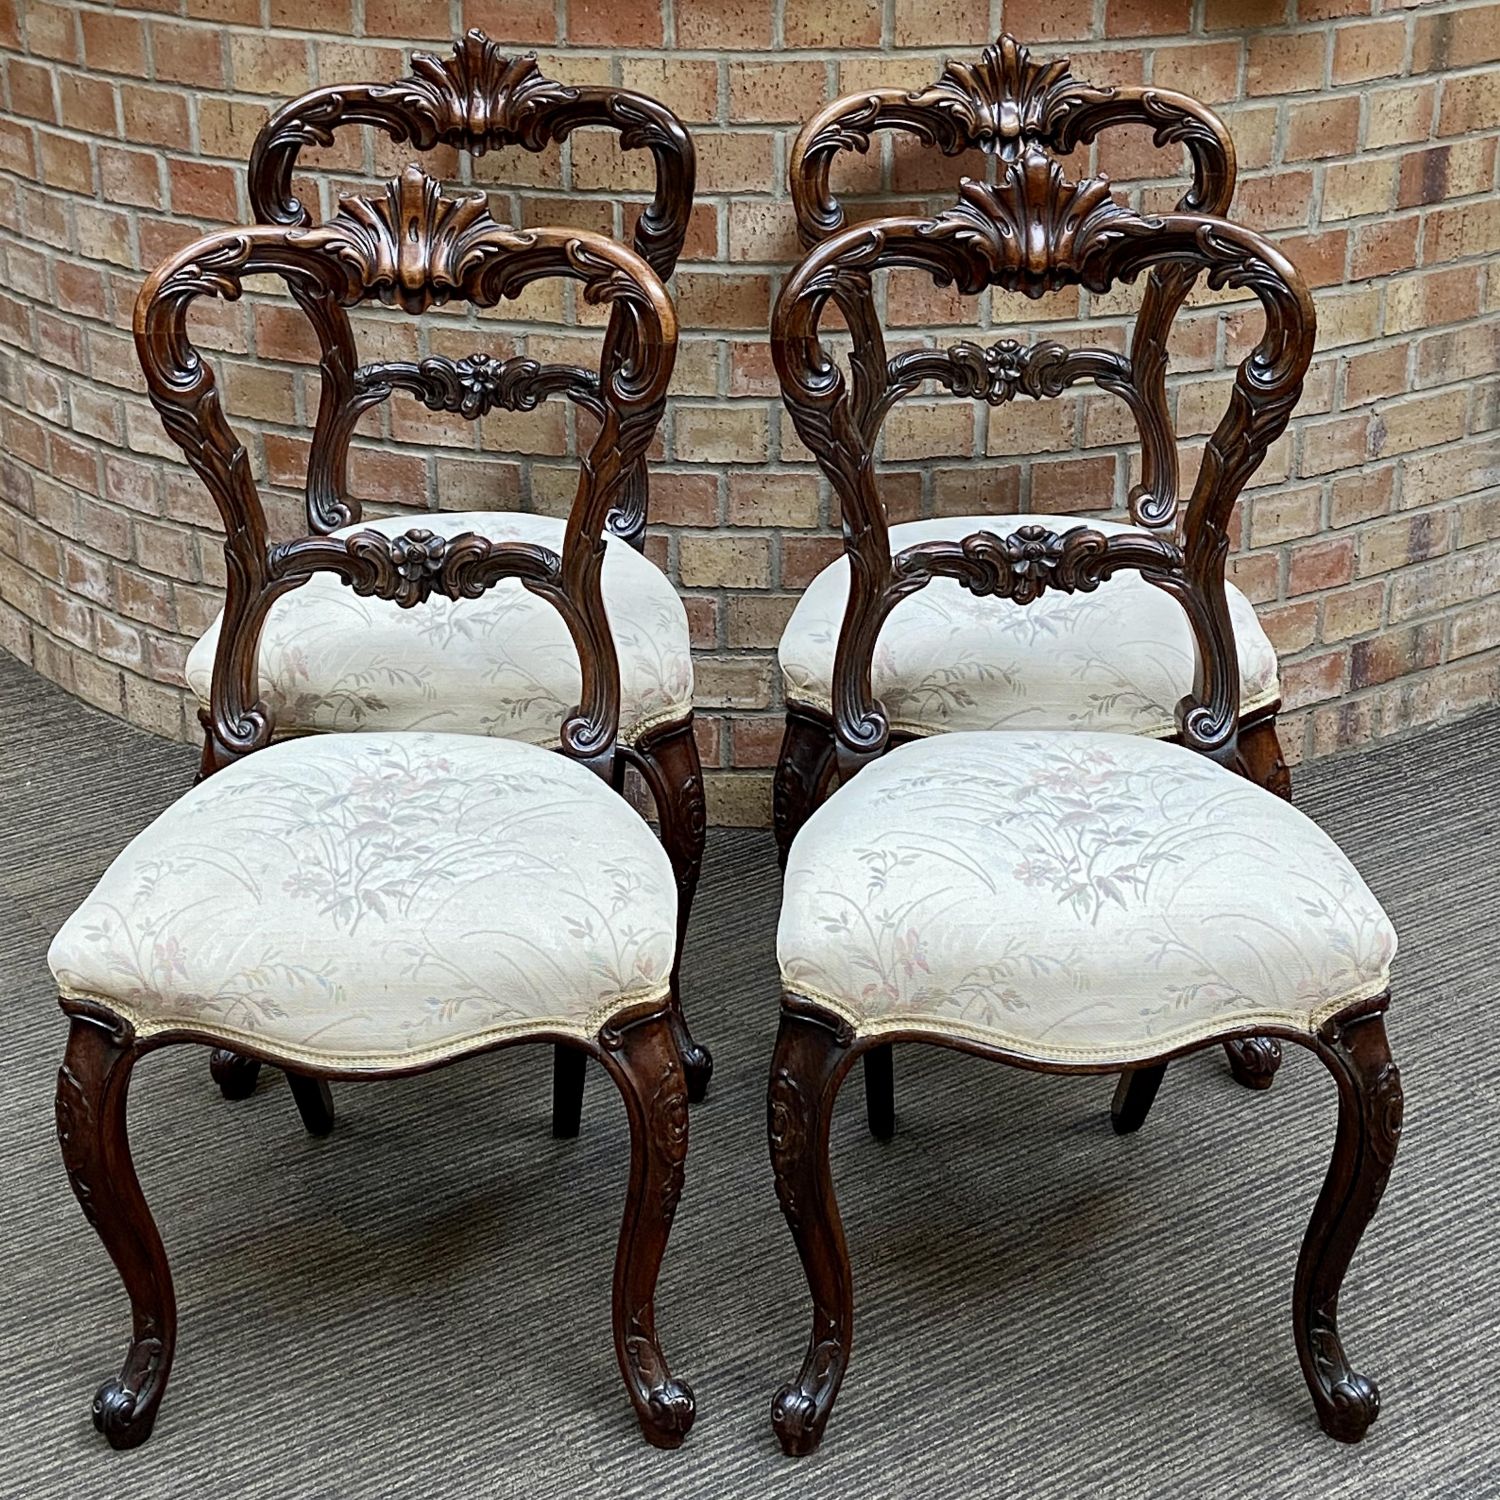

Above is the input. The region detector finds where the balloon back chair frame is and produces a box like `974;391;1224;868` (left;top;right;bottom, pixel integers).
56;169;696;1450
200;32;709;1109
766;144;1401;1454
777;34;1294;1096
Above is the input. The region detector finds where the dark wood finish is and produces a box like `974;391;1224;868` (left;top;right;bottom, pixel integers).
76;171;700;1448
791;34;1237;535
596;1007;696;1448
773;706;839;870
55;1007;175;1451
209;1046;260;1100
623;716;713;1101
1296;1003;1401;1443
774;149;1314;784
862;1044;894;1142
286;1072;336;1137
767;1002;860;1457
766;40;1366;1455
552;1043;587;1139
1109;1062;1166;1135
58;996;697;1447
767;997;1400;1454
136;166;673;778
247;29;695;547
212;41;707;1111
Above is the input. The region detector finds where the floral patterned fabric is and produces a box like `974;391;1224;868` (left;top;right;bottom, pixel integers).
778;515;1280;739
779;732;1395;1065
186;512;694;748
50;733;678;1070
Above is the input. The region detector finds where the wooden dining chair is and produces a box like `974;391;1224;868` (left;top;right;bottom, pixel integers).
766;146;1399;1455
193;32;710;1115
777;36;1289;1102
50;169;695;1450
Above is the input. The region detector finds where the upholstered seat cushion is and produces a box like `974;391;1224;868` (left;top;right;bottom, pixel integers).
779;515;1279;739
49;733;677;1070
185;512;693;747
779;732;1395;1066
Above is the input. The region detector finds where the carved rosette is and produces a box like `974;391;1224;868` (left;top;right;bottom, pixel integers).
892;523;1184;608
353;352;590;419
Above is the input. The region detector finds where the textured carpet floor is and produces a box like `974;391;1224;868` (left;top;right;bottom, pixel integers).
2;650;1497;1500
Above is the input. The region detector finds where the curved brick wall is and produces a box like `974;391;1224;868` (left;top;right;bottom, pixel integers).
1;0;1497;824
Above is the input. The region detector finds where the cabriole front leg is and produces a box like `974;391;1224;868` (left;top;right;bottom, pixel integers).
56;1011;176;1450
1295;1004;1401;1443
768;1002;858;1456
598;1009;696;1448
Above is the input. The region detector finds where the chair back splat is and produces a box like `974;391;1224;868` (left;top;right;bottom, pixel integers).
772;139;1315;781
246;29;695;542
791;35;1235;537
134;165;677;781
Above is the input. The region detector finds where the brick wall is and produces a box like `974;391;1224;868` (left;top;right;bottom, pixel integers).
0;0;1497;824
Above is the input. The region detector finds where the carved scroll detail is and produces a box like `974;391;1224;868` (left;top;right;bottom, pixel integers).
767;1068;809;1232
888;338;1075;407
926;156;1151;299
892;524;1184;608
353;352;601;419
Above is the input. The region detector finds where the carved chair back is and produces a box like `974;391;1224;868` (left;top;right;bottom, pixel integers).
135;165;677;785
791;35;1239;532
771;150;1315;781
247;29;695;544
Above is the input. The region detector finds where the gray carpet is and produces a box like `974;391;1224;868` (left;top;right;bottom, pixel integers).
2;648;1497;1500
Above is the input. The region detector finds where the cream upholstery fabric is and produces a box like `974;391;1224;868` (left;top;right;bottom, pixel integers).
186;512;693;748
779;732;1395;1066
779;515;1280;739
49;733;677;1070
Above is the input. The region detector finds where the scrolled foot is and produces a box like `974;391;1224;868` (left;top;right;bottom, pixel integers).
210;1048;261;1100
640;1376;697;1449
90;1336;168;1450
772;1379;831;1457
681;1039;713;1105
1225;1036;1282;1091
1320;1370;1381;1444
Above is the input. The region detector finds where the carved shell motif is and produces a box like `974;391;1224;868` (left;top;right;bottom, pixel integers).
909;34;1079;154
933;150;1143;298
300;165;530;313
376;32;579;153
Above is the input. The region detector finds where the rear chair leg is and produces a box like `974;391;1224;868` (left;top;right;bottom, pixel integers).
630;719;713;1103
56;1010;176;1450
286;1071;335;1137
209;1047;260;1099
1110;1062;1167;1135
773;710;837;871
863;1043;894;1141
552;1044;587;1139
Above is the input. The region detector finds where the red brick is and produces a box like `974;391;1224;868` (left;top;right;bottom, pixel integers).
150;23;228;88
567;0;663;46
80;9;147;75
